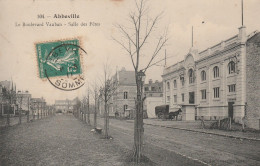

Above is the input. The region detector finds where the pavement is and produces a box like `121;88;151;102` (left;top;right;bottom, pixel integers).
97;117;260;166
126;119;260;141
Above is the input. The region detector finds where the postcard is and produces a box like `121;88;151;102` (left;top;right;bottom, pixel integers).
0;0;259;165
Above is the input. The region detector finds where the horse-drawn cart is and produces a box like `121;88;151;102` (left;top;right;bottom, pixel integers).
155;105;182;120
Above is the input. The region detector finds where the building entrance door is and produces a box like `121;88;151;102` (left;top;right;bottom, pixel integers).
228;102;234;119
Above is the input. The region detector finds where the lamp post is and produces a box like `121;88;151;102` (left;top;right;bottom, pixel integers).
134;70;146;162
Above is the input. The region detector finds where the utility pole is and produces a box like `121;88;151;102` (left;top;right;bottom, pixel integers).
192;26;194;47
242;0;244;26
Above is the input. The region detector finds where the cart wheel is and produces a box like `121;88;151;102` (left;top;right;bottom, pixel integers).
158;113;164;119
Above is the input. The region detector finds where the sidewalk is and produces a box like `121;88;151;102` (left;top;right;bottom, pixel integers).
126;119;260;141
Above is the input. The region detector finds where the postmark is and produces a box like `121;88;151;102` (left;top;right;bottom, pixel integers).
36;39;87;91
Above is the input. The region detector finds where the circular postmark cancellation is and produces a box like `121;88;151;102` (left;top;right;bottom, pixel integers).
36;39;87;91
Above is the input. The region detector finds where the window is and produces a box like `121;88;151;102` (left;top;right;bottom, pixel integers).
180;77;185;86
167;82;170;90
123;91;128;99
158;87;161;91
201;89;206;99
228;84;236;92
228;61;236;74
188;69;195;84
189;92;195;104
174;95;177;103
167;96;170;102
151;87;156;91
144;87;149;91
174;80;177;88
124;105;128;111
182;93;184;102
213;87;220;98
201;70;206;81
213;66;219;78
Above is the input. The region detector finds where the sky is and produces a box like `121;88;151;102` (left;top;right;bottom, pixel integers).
0;0;260;104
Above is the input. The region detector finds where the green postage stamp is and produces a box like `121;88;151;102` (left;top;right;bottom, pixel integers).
36;39;82;78
36;39;86;91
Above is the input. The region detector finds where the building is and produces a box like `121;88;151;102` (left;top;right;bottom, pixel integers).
162;26;260;129
54;99;74;113
16;90;32;114
31;97;46;116
99;67;136;118
0;80;17;116
143;79;164;118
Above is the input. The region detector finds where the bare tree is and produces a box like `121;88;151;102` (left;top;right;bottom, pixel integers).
99;63;117;139
16;94;24;124
90;80;99;129
113;0;168;162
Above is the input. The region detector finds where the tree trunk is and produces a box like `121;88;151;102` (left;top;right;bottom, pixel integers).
37;105;39;119
7;105;10;126
19;108;22;124
84;104;86;123
104;102;109;138
133;75;144;163
87;100;90;125
94;96;97;129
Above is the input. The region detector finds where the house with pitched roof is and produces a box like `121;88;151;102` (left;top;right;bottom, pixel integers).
98;67;137;118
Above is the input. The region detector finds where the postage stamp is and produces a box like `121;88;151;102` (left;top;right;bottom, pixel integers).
36;39;87;91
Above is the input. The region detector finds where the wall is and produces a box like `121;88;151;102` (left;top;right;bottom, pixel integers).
246;33;260;129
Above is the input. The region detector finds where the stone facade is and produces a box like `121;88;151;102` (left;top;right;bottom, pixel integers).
162;26;260;129
16;91;32;114
54;99;74;113
245;33;260;129
109;68;137;118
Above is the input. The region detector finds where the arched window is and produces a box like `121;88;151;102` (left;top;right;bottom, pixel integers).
213;66;219;78
201;70;206;81
188;69;194;84
123;91;128;99
167;82;170;90
228;61;236;74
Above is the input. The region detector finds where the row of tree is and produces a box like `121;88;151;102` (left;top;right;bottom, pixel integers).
75;0;167;163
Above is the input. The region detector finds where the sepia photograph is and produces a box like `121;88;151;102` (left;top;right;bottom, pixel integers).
0;0;259;165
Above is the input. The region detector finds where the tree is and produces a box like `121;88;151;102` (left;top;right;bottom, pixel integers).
90;81;99;129
99;63;117;139
113;0;168;162
2;86;16;126
16;94;24;124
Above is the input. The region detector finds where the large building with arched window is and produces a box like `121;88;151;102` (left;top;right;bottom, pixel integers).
162;26;260;129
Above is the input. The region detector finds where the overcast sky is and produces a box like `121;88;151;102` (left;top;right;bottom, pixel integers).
0;0;259;104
